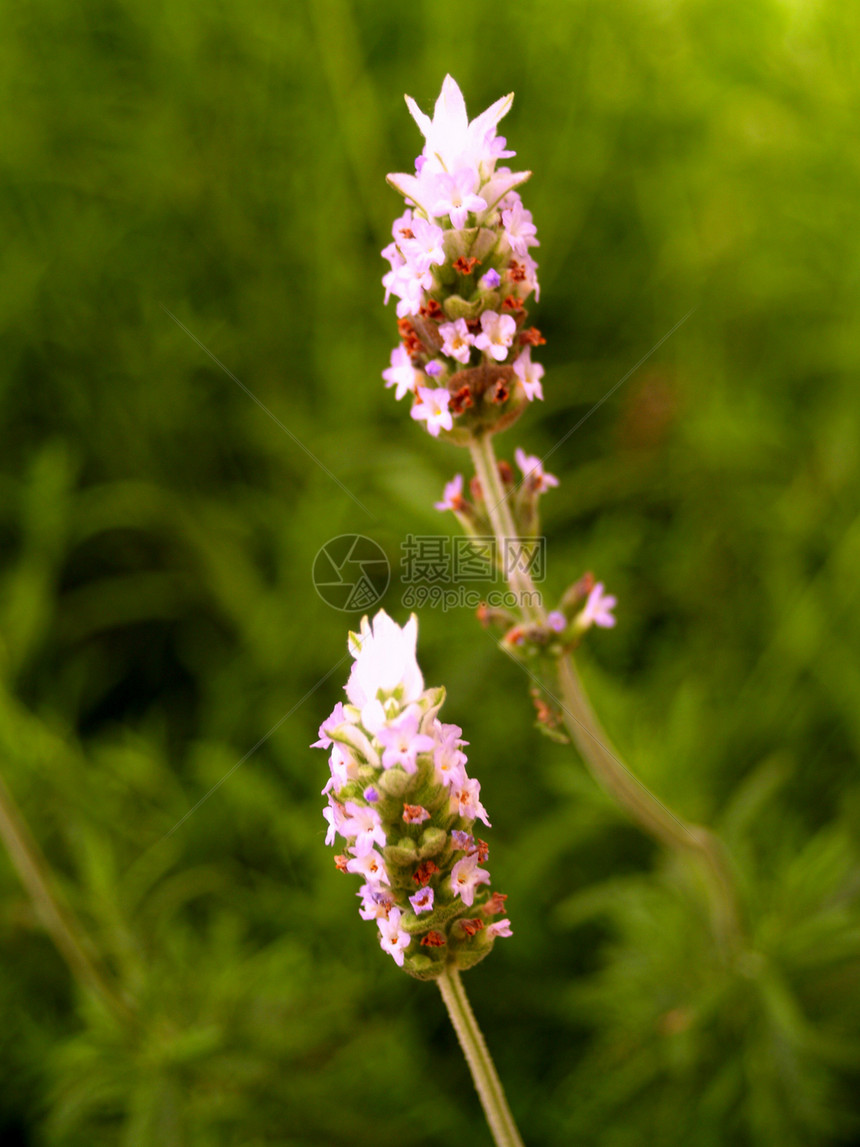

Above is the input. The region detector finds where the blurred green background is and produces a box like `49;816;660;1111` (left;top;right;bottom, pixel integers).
1;0;859;1143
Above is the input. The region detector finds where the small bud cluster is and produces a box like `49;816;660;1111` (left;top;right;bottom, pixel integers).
382;76;544;442
314;610;511;979
434;456;617;653
435;448;559;539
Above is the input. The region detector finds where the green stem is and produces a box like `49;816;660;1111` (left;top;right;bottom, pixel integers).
555;657;742;950
467;431;743;952
0;769;134;1025
469;433;541;624
437;968;525;1147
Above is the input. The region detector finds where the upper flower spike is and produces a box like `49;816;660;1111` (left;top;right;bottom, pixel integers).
404;74;514;177
387;76;530;216
382;76;543;441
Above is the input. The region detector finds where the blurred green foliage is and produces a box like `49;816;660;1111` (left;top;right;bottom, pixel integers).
1;0;859;1143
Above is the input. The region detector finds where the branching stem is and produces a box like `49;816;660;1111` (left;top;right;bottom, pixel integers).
468;431;743;952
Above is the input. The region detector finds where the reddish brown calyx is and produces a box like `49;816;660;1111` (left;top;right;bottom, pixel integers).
449;385;473;415
483;892;508;916
421;931;446;947
532;690;553;725
459;918;485;938
561;571;596;611
334;855;349;873
490;379;509;404
453;256;480;275
503;626;526;648
520;326;546;347
397;318;423;355
413;860;439;886
530;685;567;739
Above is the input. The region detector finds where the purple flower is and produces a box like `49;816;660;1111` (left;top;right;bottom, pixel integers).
386;260;434;318
512;348;544;402
429;169;488;229
409;886;435;914
480;268;501;290
383;345;420;401
312;702;346;749
501;197;539;257
434;474;465;513
410;386;454;437
433;723;468;788
514;447;559;493
450;853;491;907
346;849;390;885
487;918;513;938
439;318;474;364
321;742;358;795
449;776;491;826
580;582;617;629
340;801;387;854
358;883;394;921
376;707;435;774
399;216;446;272
378;907;412;966
474;310;517;362
547;610;567;633
322;797;345;846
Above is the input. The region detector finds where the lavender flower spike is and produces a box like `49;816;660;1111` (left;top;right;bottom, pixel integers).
314;609;511;979
382;76;543;444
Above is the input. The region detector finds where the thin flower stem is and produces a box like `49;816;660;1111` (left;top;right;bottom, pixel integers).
0;769;135;1025
469;433;541;624
437;968;525;1147
467;431;743;952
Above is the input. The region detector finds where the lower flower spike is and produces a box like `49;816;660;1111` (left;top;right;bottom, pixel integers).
313;609;512;978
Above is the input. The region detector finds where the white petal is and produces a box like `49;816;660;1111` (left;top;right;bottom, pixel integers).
404;94;433;139
479;170;532;214
386;171;435;217
433;75;469;140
